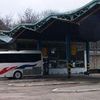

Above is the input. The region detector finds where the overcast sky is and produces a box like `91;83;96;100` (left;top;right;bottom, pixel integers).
0;0;92;20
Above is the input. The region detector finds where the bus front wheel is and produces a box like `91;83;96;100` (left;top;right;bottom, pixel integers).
13;71;22;79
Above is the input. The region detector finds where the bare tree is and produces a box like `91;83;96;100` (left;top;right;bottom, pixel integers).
0;17;10;30
18;8;39;24
2;15;12;29
40;10;59;19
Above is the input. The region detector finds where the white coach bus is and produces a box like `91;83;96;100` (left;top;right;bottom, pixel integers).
0;50;43;79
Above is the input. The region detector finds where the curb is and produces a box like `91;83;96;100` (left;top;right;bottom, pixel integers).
52;88;100;93
7;82;74;87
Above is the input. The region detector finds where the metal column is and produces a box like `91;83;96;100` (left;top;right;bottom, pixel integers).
37;40;42;50
86;41;90;72
66;33;72;78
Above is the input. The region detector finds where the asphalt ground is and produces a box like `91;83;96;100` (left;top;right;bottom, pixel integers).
0;74;100;100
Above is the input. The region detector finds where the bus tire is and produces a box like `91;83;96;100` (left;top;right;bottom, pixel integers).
13;71;22;79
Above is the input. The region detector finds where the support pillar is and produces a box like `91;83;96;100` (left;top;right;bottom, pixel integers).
66;33;71;78
37;40;42;50
86;41;90;73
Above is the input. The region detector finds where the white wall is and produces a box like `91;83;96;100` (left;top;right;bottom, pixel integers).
49;68;86;75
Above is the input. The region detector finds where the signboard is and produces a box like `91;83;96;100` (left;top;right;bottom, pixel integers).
71;42;77;56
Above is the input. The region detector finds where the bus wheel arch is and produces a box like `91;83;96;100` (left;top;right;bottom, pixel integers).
13;71;23;79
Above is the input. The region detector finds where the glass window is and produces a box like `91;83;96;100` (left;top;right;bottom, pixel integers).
0;53;41;63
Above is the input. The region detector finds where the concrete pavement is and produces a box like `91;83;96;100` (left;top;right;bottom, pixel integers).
0;74;100;100
52;84;100;93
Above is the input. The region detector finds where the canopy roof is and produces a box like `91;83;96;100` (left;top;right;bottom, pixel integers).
0;0;100;43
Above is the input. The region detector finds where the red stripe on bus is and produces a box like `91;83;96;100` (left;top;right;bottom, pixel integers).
0;66;16;75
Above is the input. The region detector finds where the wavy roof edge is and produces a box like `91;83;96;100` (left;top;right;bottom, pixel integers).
0;0;100;37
